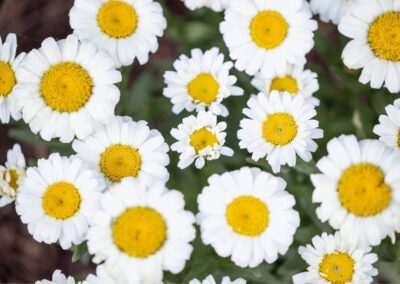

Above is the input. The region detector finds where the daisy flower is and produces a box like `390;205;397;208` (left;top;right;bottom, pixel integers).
339;0;400;93
15;34;121;143
220;0;317;77
171;111;233;169
373;98;400;149
189;275;246;284
0;33;25;123
16;153;103;249
163;48;243;117
87;178;196;284
181;0;229;12
69;0;167;67
0;144;26;207
197;167;300;268
238;91;323;173
310;0;356;25
35;270;75;284
251;64;320;106
293;232;378;284
312;135;400;247
72;116;169;186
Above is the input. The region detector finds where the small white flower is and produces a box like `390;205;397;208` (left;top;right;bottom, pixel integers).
197;167;300;268
373;98;400;150
189;275;246;284
35;270;75;284
16;153;103;249
238;91;323;173
0;144;26;207
310;0;356;25
70;0;167;67
73;116;169;187
171;111;233;169
163;48;243;117
312;135;400;247
181;0;229;12
293;232;378;284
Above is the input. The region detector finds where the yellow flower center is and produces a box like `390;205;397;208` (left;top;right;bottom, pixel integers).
262;112;298;146
397;129;400;147
5;169;19;191
250;11;289;50
319;252;355;284
188;73;219;104
368;11;400;61
40;62;93;113
270;75;299;94
0;61;16;97
97;0;138;39
338;163;392;217
42;182;81;220
112;207;167;258
190;127;219;154
100;144;142;183
226;195;269;236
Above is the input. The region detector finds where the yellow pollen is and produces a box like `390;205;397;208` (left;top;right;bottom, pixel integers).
250;11;289;49
0;61;16;97
5;169;19;190
319;252;355;284
368;11;400;61
397;129;400;148
97;0;138;38
188;73;219;104
40;62;93;112
42;182;81;220
100;144;142;183
270;76;299;94
190;127;219;154
338;163;392;217
226;195;269;236
112;207;166;258
262;112;298;146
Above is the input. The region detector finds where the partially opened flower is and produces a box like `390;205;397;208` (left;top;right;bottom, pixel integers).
35;270;75;284
70;0;167;67
310;0;356;25
15;35;121;143
373;98;400;150
181;0;229;12
189;275;246;284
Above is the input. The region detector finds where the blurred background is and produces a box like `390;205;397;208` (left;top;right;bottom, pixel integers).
0;0;400;283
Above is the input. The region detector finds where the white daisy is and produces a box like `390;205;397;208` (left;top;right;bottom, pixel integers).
0;33;25;123
87;178;196;284
197;167;300;268
0;144;26;207
69;0;167;67
15;34;121;143
293;232;378;284
16;153;103;249
312;135;400;247
72;115;169;187
339;0;400;93
251;64;320;106
373;98;400;149
171;111;233;169
238;91;323;173
310;0;356;25
220;0;317;77
189;275;246;284
35;270;75;284
163;47;243;117
182;0;229;12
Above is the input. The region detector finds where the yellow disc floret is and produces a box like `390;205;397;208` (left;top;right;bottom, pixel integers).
190;127;219;154
319;252;355;284
40;62;93;112
368;11;400;61
97;0;138;38
338;163;391;217
226;195;269;236
262;112;298;146
112;207;167;257
188;73;220;104
42;182;81;220
100;144;142;183
250;11;289;50
270;76;299;94
0;62;16;97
